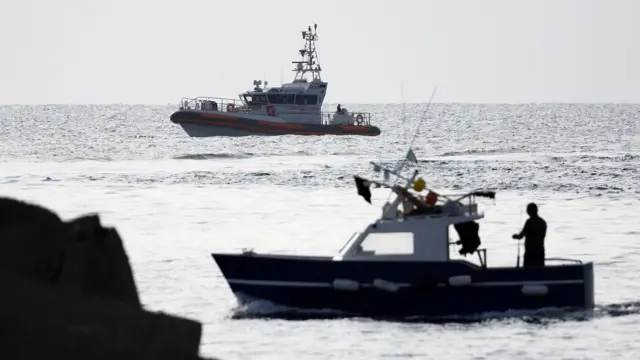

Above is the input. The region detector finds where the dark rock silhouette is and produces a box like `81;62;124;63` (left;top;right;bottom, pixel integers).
0;196;216;359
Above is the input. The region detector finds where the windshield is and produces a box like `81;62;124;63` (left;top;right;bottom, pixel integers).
243;94;267;105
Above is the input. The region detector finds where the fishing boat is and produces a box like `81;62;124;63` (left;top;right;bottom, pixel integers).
170;24;381;137
211;158;595;318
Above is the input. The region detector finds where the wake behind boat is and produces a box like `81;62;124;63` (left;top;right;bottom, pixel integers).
212;156;594;318
170;24;381;137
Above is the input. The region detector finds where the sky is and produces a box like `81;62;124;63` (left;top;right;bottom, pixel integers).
0;0;638;104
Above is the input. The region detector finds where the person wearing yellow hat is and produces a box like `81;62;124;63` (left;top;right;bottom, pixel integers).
412;177;426;192
412;177;439;206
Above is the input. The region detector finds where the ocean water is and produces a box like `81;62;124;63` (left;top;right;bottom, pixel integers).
0;103;639;359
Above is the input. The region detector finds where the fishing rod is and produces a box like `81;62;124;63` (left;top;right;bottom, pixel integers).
382;86;439;204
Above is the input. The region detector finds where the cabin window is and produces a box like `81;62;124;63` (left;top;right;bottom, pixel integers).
358;232;414;255
267;94;279;104
286;94;295;104
295;94;318;105
252;94;267;104
267;94;294;105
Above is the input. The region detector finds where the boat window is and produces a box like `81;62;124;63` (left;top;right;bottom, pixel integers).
358;233;414;255
243;95;252;103
306;94;318;104
294;94;319;105
267;94;279;103
252;94;267;104
267;94;294;105
286;94;295;104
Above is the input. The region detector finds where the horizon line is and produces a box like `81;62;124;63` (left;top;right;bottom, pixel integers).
2;101;640;106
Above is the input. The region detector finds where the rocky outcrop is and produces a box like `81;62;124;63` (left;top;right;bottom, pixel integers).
0;197;215;359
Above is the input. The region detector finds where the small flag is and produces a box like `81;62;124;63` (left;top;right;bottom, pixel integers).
470;191;496;199
353;175;372;204
406;148;418;163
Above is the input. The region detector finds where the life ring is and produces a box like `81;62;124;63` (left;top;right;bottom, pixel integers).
266;105;276;117
226;103;235;112
356;114;364;125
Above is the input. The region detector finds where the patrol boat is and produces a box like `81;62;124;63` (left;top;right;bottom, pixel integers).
170;24;381;137
212;161;594;317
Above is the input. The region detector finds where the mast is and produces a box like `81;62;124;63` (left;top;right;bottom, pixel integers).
292;24;322;82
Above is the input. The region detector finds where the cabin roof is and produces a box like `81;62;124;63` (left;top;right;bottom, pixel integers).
242;80;327;96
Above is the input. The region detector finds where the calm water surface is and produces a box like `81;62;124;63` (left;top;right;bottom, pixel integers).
1;103;639;359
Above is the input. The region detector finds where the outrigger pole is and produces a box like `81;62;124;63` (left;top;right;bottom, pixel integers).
357;85;495;215
382;86;439;203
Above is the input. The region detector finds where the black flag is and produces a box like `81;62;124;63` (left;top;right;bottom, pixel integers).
353;176;372;204
470;191;496;199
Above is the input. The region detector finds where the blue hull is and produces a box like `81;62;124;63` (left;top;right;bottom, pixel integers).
212;254;594;317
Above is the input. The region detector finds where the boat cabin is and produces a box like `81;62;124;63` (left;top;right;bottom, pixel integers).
334;168;491;267
232;24;340;124
240;79;327;110
333;201;486;264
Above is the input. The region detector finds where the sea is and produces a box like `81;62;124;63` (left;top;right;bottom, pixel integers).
0;103;639;359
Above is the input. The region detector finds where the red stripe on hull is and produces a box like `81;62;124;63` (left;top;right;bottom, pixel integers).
170;111;381;136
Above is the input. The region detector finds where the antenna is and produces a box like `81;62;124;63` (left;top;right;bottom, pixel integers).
407;86;438;148
382;86;439;204
293;24;322;82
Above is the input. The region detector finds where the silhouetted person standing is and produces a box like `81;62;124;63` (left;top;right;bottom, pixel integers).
512;203;547;267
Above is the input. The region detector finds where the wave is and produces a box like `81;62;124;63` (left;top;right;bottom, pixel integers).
172;152;254;160
548;153;639;162
229;298;640;324
435;149;639;163
171;150;338;160
437;148;527;157
5;167;636;195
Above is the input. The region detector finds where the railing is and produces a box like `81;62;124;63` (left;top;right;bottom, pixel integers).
338;232;361;254
545;257;583;265
177;96;249;113
177;97;376;126
321;111;372;126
